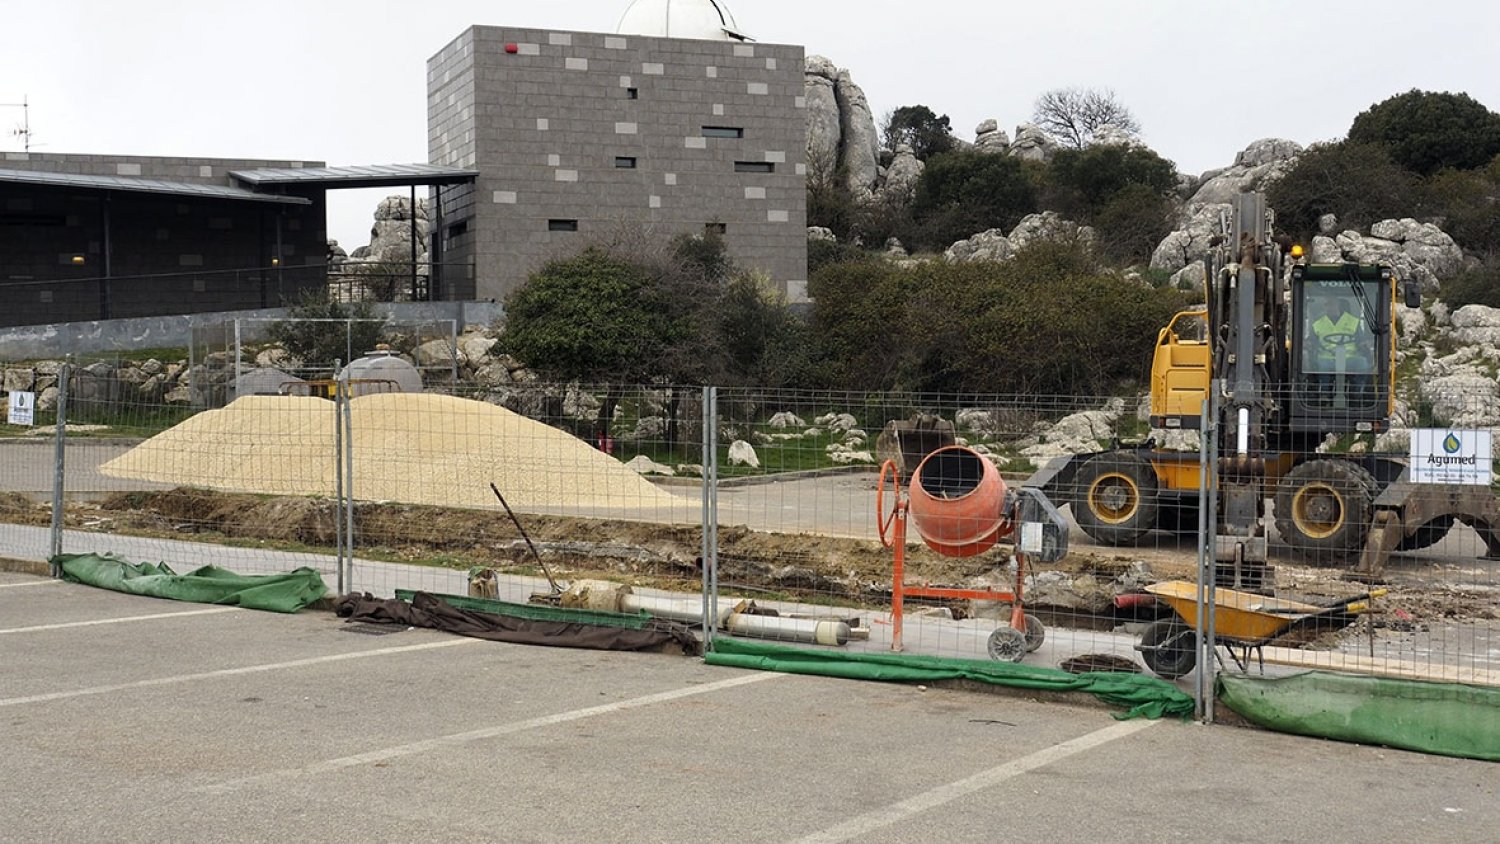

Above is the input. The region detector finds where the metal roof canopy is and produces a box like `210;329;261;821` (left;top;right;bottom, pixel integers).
0;168;311;205
229;163;479;189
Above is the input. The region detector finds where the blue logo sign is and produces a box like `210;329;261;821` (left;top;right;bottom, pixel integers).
1444;432;1462;454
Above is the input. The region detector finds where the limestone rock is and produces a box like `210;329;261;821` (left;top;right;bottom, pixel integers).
1169;261;1206;291
1449;304;1500;346
945;228;1013;263
879;144;924;203
1318;213;1340;236
727;439;760;468
807;226;836;242
459;334;497;364
1188;138;1302;207
974;119;1010;152
413;339;463;368
1089;123;1139;147
835;69;880;196
3;367;35;392
1150;203;1231;273
1009;122;1059;162
803;56;842;178
768;411;806;429
815;412;859;433
624;455;676;476
1309;235;1341;264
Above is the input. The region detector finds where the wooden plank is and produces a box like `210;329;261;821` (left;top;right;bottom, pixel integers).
1257;645;1500;687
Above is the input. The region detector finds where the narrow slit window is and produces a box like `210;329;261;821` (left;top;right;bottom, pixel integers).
734;161;775;174
615;156;638;169
705;222;727;235
701;126;745;139
548;219;579;232
447;220;469;237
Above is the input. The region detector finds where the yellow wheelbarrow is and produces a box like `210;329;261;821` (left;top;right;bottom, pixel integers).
1133;580;1385;679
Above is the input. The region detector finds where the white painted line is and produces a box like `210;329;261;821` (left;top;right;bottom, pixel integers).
0;580;63;589
197;671;785;795
0;638;477;708
793;718;1160;844
0;606;243;634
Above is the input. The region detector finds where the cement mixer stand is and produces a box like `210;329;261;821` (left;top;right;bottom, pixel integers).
878;449;1070;662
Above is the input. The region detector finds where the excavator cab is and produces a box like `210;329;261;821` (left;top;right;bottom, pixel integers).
1286;263;1396;433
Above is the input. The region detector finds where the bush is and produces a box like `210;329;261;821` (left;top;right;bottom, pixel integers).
1348;90;1500;176
1438;258;1500;309
882;105;957;161
1421;158;1500;254
806;243;1191;395
910;150;1039;250
1091;183;1178;266
1046;145;1179;215
267;288;385;371
808;237;873;275
1265;142;1415;241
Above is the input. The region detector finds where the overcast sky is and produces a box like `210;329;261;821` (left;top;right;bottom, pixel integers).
3;1;1495;250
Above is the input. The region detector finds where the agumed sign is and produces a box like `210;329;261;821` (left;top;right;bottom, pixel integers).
1410;428;1492;486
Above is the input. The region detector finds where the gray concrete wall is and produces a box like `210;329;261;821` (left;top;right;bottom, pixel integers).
428;26;807;304
0;301;503;361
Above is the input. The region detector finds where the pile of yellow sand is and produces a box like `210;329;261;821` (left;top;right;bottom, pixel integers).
100;393;685;513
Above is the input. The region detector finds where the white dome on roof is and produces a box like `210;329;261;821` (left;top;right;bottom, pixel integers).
616;0;751;42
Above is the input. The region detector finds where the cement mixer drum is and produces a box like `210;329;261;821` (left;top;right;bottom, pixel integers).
907;446;1010;557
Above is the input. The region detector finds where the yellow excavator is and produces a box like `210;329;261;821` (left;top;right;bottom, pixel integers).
1025;193;1500;585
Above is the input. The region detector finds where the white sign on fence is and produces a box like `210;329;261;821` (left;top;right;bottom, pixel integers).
7;391;35;426
1410;428;1492;486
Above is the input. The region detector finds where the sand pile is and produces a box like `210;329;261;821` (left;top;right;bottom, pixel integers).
100;393;686;514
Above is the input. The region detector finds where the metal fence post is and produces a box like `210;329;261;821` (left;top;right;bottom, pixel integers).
1202;382;1222;723
333;359;346;596
342;370;355;595
48;360;71;576
700;387;720;651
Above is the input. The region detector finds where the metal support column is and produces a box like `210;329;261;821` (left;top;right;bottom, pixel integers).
409;184;419;300
48;361;70;575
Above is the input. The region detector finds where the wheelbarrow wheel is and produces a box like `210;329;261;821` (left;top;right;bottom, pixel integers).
987;626;1028;662
1139;619;1196;679
1023;613;1045;652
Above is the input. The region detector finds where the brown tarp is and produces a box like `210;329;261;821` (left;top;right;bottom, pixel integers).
334;591;700;655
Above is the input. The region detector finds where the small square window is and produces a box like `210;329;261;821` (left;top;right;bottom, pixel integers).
626;87;639;100
447;220;469;237
734;161;775;174
701;126;745;139
705;222;727;235
615;156;638;169
548;219;579;232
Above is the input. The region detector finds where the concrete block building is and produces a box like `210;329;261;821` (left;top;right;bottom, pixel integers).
427;12;808;303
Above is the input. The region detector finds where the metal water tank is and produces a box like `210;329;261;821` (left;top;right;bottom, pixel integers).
342;348;423;396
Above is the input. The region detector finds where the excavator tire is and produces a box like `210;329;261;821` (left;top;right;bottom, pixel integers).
1073;452;1159;545
1274;459;1378;564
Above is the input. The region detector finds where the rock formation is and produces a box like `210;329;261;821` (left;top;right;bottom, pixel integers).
804;55;879;197
946;212;1094;263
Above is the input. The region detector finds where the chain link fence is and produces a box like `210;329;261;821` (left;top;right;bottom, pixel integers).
3;371;1497;717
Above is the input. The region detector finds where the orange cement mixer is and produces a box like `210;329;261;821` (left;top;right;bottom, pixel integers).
879;446;1044;661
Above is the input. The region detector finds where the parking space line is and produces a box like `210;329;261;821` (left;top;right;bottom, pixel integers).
197;671;786;795
793;719;1160;844
0;580;63;589
0;638;478;708
0;606;243;634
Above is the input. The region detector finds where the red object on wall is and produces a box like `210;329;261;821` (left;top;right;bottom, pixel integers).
505;43;519;54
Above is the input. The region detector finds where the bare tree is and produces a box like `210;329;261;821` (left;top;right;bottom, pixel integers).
1032;87;1142;149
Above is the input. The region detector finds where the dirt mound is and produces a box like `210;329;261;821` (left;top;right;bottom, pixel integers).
99;393;689;515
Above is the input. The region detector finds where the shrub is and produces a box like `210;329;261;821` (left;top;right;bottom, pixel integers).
1348;89;1500;176
267;288;384;371
1046;144;1179;214
1438;258;1500;309
1265;142;1415;241
1421;157;1500;254
910;150;1039;250
1091;183;1178;266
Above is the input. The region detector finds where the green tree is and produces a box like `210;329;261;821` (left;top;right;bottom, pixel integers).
1265;141;1415;241
882;105;957;160
910;150;1039;250
500;248;712;437
1421;156;1500;254
267;288;385;372
1046;144;1179;214
1348;89;1500;176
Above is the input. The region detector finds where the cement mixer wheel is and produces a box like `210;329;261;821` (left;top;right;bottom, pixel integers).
987;626;1028;662
1074;452;1159;545
1023;613;1045;652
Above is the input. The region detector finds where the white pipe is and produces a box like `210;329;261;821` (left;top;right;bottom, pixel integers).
724;613;851;646
620;594;851;646
1237;407;1249;456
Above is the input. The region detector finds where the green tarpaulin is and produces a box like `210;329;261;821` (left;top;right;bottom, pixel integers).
704;637;1194;720
54;553;327;613
1217;671;1500;762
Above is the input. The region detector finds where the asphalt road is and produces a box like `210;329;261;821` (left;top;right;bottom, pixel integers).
3;571;1496;843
